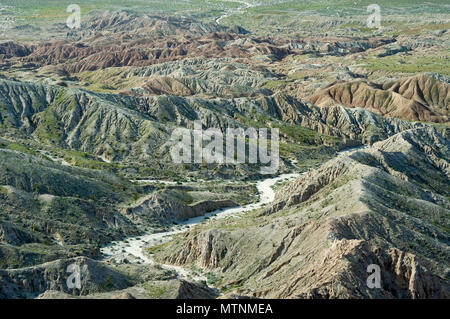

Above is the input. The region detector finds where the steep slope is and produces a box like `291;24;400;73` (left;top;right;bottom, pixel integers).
0;147;143;268
0;257;131;298
2;10;396;78
154;127;449;298
13;34;388;74
0;79;426;168
1;255;218;299
308;75;449;123
257;93;426;145
120;189;237;225
382;74;449;114
0;144;246;270
79;11;242;36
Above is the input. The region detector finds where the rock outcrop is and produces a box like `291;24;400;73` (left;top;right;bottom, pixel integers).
155;128;450;298
0;257;131;298
122;191;238;224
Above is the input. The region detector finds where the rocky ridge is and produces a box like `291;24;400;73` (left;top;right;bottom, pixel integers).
154;127;450;298
308;74;449;123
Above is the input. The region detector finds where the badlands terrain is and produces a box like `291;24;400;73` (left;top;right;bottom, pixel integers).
0;0;448;298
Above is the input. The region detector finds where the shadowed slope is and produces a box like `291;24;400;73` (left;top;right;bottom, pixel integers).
308;75;449;123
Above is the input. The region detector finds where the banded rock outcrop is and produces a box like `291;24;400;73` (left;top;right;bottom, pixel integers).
308;74;449;123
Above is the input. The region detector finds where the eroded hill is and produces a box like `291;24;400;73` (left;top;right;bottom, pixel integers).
308;74;449;123
0;4;448;299
154;128;449;298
